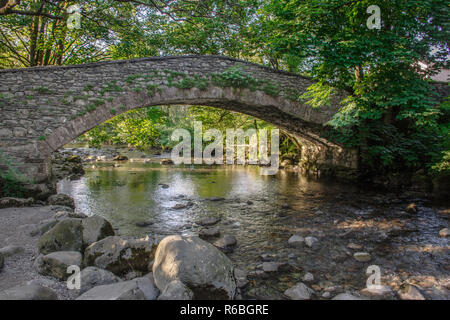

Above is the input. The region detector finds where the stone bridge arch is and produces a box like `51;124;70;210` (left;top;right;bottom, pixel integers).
0;55;358;185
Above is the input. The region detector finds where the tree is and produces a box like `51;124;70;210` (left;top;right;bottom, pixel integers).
260;0;449;173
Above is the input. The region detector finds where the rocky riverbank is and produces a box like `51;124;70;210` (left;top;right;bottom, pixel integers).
0;191;449;300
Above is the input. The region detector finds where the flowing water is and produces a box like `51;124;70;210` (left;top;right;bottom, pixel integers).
58;159;450;299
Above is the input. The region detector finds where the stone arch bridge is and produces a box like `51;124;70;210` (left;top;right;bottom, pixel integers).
0;55;358;186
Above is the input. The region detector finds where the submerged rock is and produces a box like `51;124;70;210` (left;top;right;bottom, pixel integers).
113;155;128;161
196;217;221;226
153;235;236;300
353;252;371;262
288;235;304;247
305;236;319;248
397;284;425;300
0;253;4;271
199;227;220;239
84;236;157;276
234;269;249;289
284;283;314;300
405;203;418;214
360;285;393;298
214;235;237;253
332;293;362;300
135;220;154;227
160;159;174;165
439;228;449;238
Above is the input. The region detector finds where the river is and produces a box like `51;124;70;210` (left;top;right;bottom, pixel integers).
57;153;450;299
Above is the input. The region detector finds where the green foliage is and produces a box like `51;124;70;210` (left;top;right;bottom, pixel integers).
36;86;51;94
262;0;449;173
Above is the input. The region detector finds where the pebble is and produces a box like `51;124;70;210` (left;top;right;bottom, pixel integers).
288;235;304;247
360;285;393;298
347;243;362;250
397;284;425;300
305;236;319;248
353;252;371;262
302;272;314;282
284;283;314;300
439;228;449;237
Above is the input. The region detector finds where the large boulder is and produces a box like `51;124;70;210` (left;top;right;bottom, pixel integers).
84;236;157;276
76;277;158;300
158;280;193;300
48;194;75;209
37;251;82;280
38;219;83;254
0;283;57;300
153;235;236;300
78;267;121;294
82;216;115;248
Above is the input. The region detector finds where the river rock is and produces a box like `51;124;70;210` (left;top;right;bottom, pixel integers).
84;236;157;276
135;220;154;227
207;197;225;201
305;236;319;248
0;197;34;208
397;284;425;300
31;218;59;237
38;219;83;254
48;194;75;209
82;216;115;248
405;203;418;214
262;262;282;273
69;212;88;219
284;283;314;300
199;227;220;239
0;245;24;257
332;293;362;300
197;216;221;226
288;235;304;248
353;252;371;262
303;272;314;282
0;283;57;300
234;269;249;289
439;228;449;237
214;234;237;252
157;280;194;300
360;285;393;298
37;251;82;280
347;242;362;250
113;155;128;161
77;277;157;300
153;235;236;300
78;267;122;294
160;159;174;165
